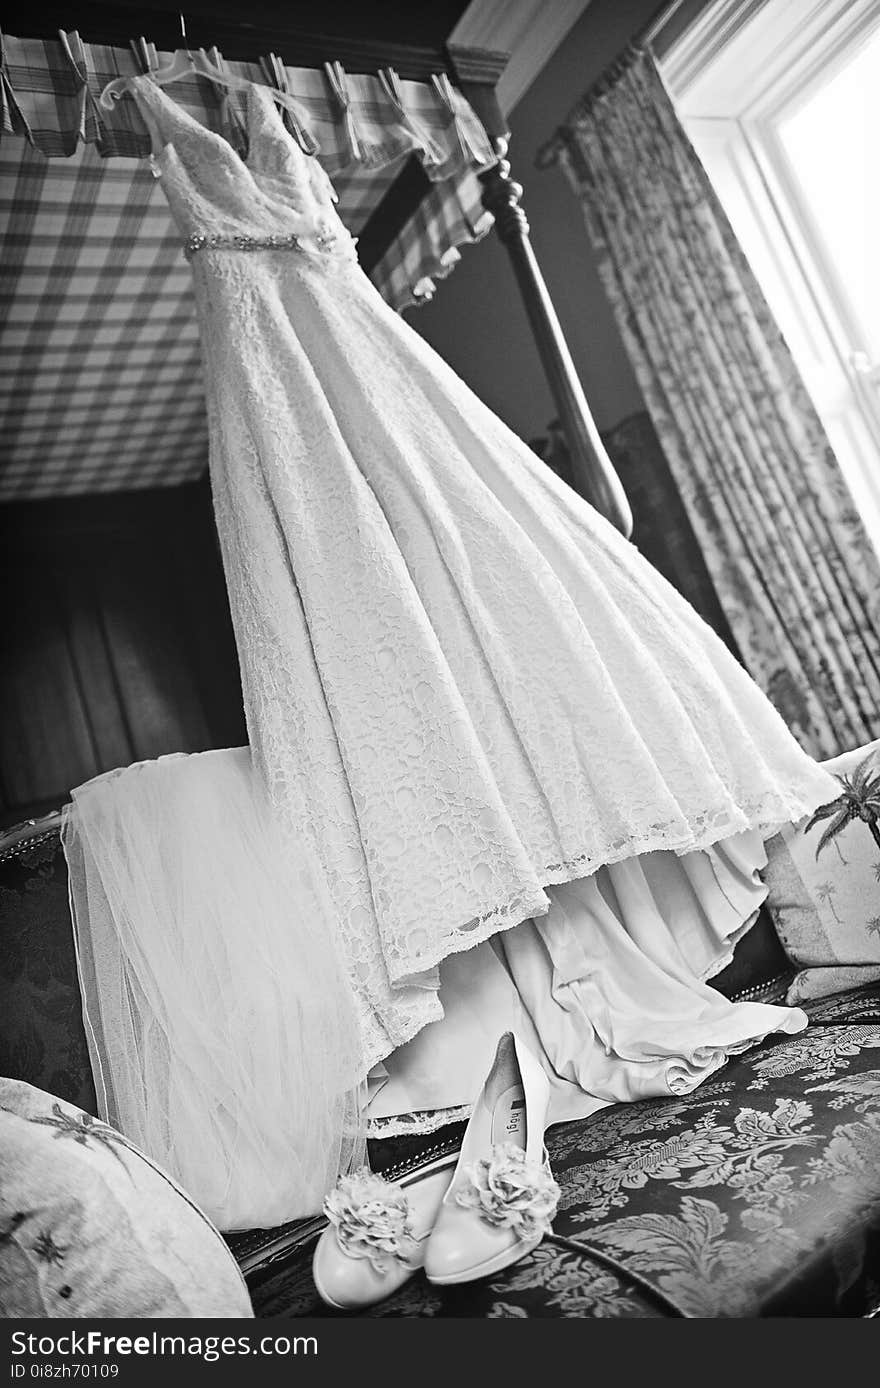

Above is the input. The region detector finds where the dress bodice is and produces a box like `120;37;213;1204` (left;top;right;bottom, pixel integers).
128;76;357;265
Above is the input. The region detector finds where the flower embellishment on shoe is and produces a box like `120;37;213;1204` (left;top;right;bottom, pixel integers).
454;1141;560;1242
323;1169;419;1275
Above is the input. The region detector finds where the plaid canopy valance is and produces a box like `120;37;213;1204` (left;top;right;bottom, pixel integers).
0;33;496;500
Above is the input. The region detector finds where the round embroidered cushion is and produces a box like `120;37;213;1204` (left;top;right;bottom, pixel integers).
0;1079;253;1317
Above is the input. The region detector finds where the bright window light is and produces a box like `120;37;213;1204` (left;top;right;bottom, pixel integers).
662;0;880;557
778;26;880;361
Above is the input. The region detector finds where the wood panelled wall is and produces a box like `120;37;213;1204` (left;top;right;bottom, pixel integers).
0;480;247;826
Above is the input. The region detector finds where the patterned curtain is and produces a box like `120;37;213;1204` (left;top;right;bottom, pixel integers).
545;47;880;759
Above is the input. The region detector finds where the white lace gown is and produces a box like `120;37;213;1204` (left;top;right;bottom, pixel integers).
125;78;837;1093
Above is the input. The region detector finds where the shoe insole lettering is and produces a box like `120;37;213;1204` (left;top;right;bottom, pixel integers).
490;1084;526;1147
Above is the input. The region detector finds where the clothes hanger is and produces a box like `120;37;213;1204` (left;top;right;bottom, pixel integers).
101;16;199;107
100;13;316;139
100;15;238;107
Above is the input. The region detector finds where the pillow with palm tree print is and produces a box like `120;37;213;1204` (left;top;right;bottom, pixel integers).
762;740;880;1003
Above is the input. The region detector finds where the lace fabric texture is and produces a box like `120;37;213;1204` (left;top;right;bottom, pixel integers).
62;750;367;1230
129;76;839;1069
366;827;809;1133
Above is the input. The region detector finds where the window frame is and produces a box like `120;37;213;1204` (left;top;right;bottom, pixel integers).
660;0;880;550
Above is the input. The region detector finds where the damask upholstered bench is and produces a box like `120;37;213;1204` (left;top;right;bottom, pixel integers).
3;742;880;1317
239;979;880;1318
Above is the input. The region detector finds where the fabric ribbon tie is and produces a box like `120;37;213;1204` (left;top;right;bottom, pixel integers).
0;28;33;142
454;1142;560;1241
430;72;495;169
323;60;363;164
58;30;109;149
323;1169;419;1275
378;67;445;170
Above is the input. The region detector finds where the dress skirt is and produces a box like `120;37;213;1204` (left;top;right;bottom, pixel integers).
367;828;804;1132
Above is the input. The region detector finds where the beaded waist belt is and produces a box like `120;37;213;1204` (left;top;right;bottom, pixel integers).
184;230;340;260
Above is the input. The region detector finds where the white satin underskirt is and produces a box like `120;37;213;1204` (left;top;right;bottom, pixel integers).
367;829;806;1133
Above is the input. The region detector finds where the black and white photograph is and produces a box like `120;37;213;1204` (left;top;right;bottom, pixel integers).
1;0;879;1349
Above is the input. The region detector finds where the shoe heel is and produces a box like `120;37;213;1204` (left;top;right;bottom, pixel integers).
423;1032;560;1286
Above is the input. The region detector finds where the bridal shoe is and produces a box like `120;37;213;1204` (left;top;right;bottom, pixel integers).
313;1153;457;1310
423;1032;560;1286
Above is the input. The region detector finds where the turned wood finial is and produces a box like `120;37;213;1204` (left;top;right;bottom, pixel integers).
479;137;530;241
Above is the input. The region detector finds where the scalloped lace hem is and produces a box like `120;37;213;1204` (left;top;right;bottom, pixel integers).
384;784;819;996
361;784;822;1070
367;1104;473;1138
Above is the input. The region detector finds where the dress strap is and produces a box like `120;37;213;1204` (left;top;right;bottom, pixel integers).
128;76;183;156
99;74;186;157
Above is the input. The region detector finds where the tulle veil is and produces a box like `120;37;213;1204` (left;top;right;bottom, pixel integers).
62;748;367;1231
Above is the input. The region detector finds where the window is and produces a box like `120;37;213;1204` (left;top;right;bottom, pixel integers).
661;0;880;555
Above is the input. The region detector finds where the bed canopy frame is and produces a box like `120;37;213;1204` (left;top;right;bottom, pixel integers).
1;1;631;534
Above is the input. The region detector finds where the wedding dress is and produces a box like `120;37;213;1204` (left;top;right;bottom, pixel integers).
65;75;841;1224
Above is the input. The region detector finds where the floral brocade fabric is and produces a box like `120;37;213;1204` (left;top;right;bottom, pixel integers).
0;833;96;1116
245;984;880;1318
545;985;880;1317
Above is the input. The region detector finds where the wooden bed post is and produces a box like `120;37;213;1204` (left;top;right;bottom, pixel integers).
448;46;633;538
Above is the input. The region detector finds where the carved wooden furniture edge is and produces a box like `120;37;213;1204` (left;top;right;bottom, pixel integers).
0;810;64;861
